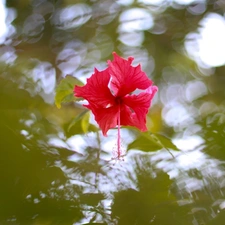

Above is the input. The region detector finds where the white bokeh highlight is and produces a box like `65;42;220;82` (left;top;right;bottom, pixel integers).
186;13;225;67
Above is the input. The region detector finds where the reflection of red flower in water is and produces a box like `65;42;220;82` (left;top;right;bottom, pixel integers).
74;52;158;158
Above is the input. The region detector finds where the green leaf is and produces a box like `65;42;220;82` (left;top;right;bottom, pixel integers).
128;135;161;152
67;110;89;132
65;111;98;137
127;132;179;152
54;75;83;109
152;133;179;150
81;111;90;133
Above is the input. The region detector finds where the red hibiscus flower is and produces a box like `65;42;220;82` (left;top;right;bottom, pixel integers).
74;52;158;138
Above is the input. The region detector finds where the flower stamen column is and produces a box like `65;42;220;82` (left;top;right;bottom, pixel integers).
117;104;121;159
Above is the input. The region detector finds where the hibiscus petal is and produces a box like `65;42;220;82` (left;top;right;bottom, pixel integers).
120;104;139;128
108;52;152;97
74;68;115;108
122;85;158;131
85;103;119;136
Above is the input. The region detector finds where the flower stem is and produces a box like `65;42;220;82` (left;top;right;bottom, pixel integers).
117;105;121;159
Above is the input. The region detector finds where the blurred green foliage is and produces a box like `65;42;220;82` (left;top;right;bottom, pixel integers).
55;75;83;109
